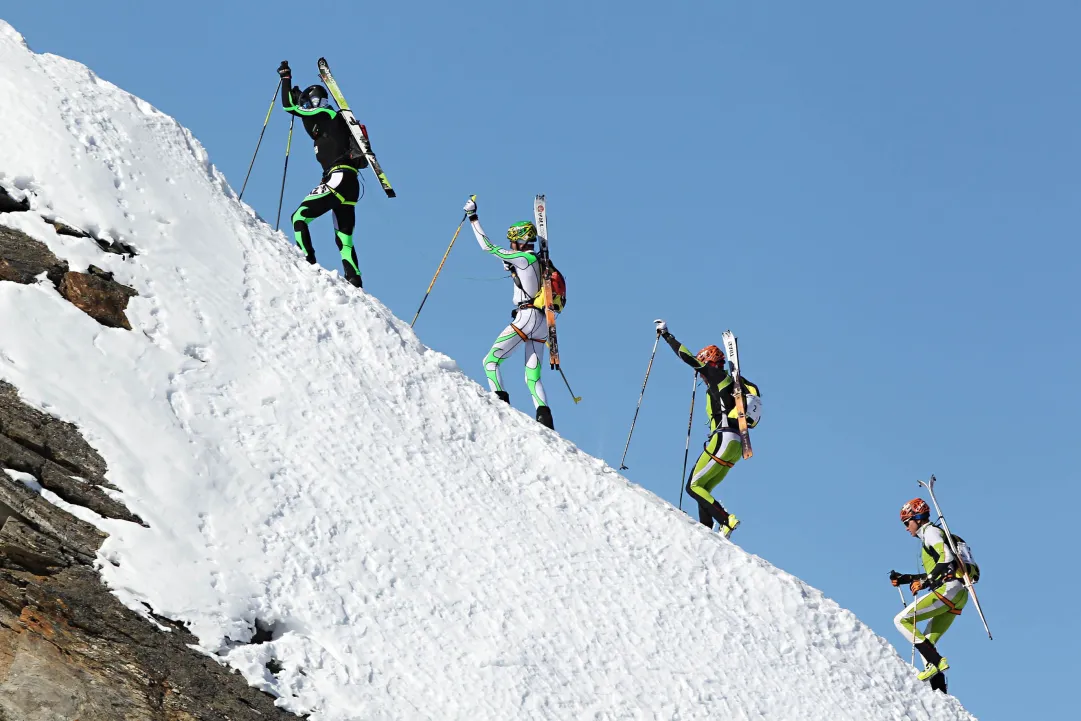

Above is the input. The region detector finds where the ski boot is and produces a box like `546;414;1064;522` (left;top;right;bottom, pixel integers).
721;513;741;538
917;657;949;681
495;391;510;404
536;405;554;430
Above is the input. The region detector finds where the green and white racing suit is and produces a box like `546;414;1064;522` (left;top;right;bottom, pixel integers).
469;216;548;409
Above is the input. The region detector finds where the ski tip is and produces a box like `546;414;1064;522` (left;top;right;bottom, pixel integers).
318;57;328;64
384;189;397;198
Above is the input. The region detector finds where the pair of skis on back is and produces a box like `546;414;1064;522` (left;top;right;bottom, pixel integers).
722;330;753;460
533;195;561;371
317;58;395;198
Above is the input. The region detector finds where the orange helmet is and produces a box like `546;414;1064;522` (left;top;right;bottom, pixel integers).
696;345;725;366
900;498;931;524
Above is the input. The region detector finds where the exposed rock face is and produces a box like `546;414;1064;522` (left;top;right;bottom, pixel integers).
0;225;138;330
58;266;138;330
0;382;139;525
0;225;68;287
0;382;296;721
0;189;29;214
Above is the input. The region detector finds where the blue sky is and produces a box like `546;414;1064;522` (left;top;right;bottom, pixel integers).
5;2;1080;717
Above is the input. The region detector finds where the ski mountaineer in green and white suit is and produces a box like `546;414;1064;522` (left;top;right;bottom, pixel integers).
890;497;972;693
277;61;367;288
464;197;555;430
653;320;761;537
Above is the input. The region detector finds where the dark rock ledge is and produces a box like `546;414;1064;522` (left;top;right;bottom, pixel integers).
0;381;297;720
0;224;138;329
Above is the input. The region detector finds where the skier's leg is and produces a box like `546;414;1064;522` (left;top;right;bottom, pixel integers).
686;430;742;527
292;186;338;263
894;582;967;680
517;310;553;428
483;325;524;395
328;170;361;287
332;205;361;287
523;340;548;408
694;497;714;527
894;594;945;645
924;585;968;645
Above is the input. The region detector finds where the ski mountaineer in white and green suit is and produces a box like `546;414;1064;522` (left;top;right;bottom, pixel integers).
890;497;975;694
464;197;555;430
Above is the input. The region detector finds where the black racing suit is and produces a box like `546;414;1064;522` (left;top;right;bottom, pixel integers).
281;83;368;286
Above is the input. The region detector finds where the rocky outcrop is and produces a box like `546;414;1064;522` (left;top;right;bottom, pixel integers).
0;188;29;214
0;382;138;525
58;265;138;330
0;226;68;287
41;218;138;258
0;225;138;330
0;382;297;721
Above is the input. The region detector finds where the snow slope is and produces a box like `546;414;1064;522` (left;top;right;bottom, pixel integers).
0;21;975;720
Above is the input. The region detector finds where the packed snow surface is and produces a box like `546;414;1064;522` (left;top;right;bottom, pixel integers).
0;20;975;720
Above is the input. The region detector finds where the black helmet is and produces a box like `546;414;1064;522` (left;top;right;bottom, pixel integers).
300;84;329;109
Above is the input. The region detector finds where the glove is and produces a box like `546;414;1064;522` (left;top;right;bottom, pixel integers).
890;570;916;586
277;61;291;79
654;319;667;335
909;577;926;594
463;197;478;217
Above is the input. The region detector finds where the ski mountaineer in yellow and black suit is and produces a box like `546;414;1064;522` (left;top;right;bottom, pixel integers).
653;320;761;538
277;61;368;288
890;497;975;694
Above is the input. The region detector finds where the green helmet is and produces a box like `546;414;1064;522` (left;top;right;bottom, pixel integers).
507;221;537;244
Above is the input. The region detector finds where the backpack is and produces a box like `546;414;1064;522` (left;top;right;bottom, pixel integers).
949;533;980;583
530;260;567;313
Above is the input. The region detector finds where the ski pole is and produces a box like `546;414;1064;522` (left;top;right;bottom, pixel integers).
239;78;282;201
557;367;582;404
897;586;916;667
411;196;474;327
677;374;698;511
275;116;294;232
619;332;661;470
918;474;993;640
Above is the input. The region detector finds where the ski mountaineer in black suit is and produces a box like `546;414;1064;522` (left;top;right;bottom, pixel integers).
277;60;368;288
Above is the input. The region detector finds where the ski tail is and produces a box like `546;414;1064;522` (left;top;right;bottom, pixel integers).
317;58;396;198
534;194;560;369
722;330;753;459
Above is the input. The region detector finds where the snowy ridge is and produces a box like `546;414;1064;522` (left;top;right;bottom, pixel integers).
0;21;974;720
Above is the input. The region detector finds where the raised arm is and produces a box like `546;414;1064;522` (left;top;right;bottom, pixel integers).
465;198;532;270
278;62;336;119
654;320;705;371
